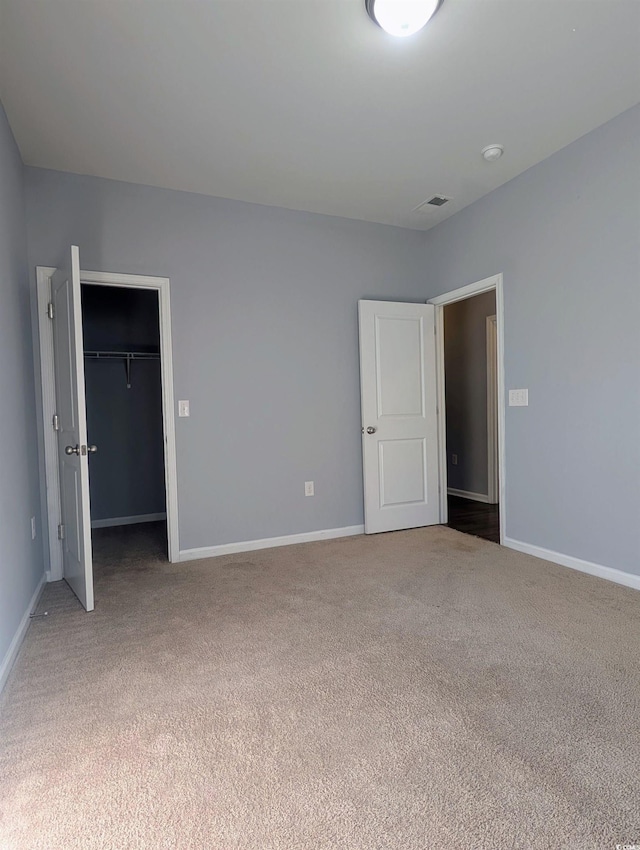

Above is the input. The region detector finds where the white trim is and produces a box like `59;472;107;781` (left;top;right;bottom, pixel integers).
91;512;167;529
486;315;499;504
35;267;64;581
503;537;640;592
429;274;506;544
80;271;180;563
81;271;170;289
429;276;499;306
179;525;364;562
447;488;490;503
0;575;47;694
35;266;180;566
433;304;448;524
496;281;506;545
80;270;179;562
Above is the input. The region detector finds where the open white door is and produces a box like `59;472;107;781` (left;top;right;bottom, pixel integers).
51;246;94;610
358;300;440;534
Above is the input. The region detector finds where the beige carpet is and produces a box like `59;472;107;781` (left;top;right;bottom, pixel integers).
1;524;639;849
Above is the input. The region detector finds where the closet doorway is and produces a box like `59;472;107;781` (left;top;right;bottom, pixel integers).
82;284;167;565
35;258;179;609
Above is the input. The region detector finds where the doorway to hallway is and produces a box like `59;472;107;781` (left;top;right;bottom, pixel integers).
442;290;500;543
429;274;506;545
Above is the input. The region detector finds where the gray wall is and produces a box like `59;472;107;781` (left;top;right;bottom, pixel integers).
24;170;430;550
0;101;44;670
22;103;640;579
444;290;496;496
81;285;165;522
423;104;640;576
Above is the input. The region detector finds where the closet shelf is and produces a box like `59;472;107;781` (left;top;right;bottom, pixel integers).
84;350;160;389
84;350;160;360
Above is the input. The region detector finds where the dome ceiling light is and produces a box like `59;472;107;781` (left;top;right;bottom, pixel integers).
365;0;443;38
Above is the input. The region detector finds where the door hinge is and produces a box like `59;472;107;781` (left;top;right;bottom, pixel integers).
52;413;59;431
57;523;65;540
47;302;54;320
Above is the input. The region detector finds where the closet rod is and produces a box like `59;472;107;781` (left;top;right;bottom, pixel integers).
83;351;160;389
83;351;160;360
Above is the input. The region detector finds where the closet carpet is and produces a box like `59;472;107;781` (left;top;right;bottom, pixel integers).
1;524;639;849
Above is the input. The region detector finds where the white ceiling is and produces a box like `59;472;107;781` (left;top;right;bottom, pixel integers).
1;0;639;230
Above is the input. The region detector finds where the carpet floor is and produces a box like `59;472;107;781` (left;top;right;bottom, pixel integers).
1;525;639;849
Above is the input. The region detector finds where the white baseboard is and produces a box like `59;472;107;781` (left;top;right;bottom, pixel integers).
447;488;490;504
503;537;640;592
0;574;47;694
179;524;365;562
91;512;166;529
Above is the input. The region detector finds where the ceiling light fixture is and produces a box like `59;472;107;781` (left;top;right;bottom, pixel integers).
365;0;443;38
481;144;504;162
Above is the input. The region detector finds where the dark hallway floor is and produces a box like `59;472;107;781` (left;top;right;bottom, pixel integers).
447;495;500;543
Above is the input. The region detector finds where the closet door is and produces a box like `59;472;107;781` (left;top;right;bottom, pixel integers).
51;245;94;611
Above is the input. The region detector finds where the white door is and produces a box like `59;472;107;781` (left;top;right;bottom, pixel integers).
358;300;440;534
51;246;94;610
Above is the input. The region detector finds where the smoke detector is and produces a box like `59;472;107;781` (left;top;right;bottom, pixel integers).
414;195;450;212
481;144;504;162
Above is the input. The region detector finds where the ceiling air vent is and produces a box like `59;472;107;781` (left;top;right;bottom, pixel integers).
414;195;450;212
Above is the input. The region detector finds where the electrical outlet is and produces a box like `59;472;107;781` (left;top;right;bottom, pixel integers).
31;517;36;540
452;454;458;466
178;400;190;417
304;481;314;497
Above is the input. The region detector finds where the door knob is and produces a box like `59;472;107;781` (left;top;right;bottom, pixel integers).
87;445;98;453
65;445;80;455
366;426;377;435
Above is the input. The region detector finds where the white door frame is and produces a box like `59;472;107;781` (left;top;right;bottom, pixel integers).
486;315;499;505
35;266;180;575
428;274;506;544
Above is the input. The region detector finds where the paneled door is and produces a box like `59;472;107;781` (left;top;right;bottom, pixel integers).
51;245;94;610
358;300;440;534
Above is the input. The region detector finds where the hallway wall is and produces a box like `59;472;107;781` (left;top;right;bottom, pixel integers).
444;290;497;498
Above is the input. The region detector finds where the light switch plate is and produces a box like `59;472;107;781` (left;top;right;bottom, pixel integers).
509;389;529;407
178;400;190;417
